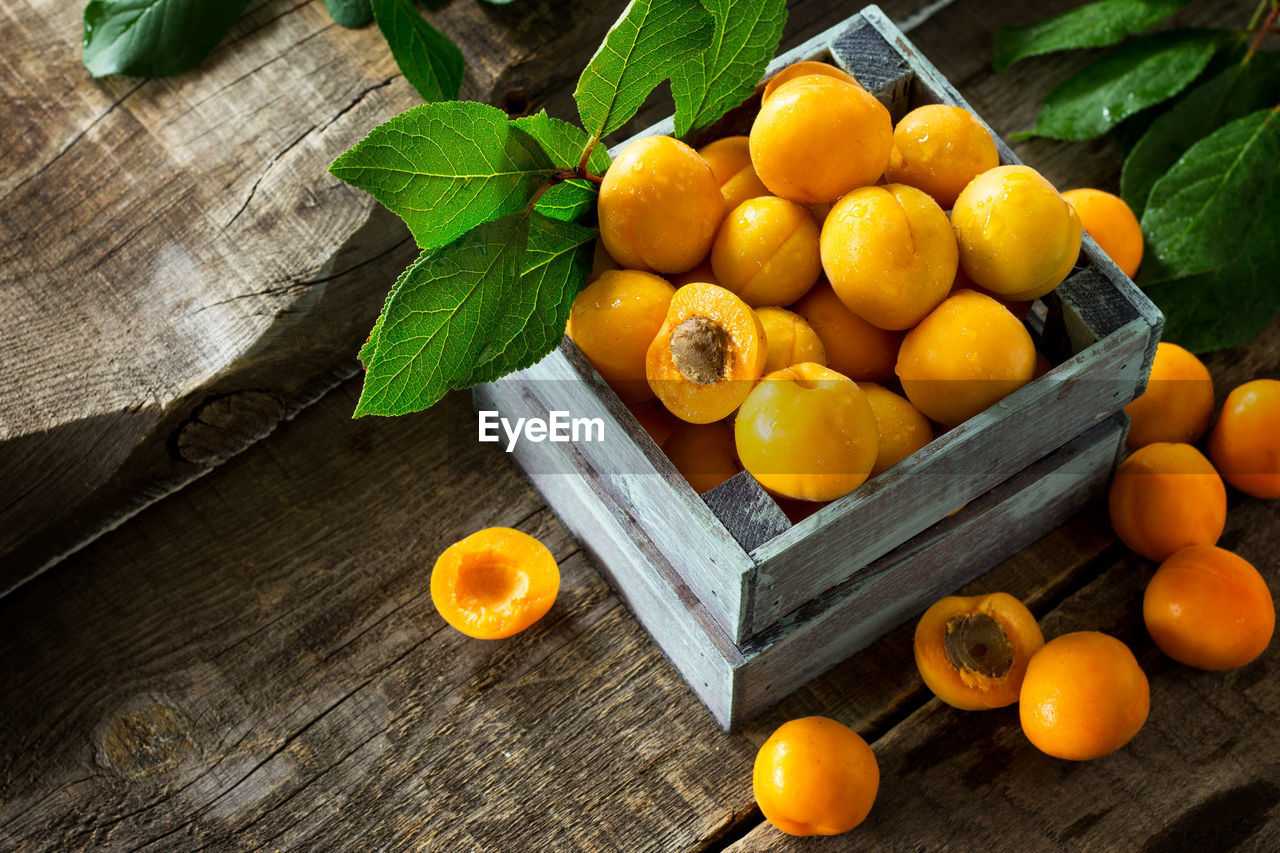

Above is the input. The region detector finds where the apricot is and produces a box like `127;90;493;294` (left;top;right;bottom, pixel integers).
884;104;999;210
749;75;893;204
1145;545;1275;670
698;136;770;213
757;307;827;374
1122;342;1214;449
430;527;559;640
858;383;934;476
712;196;822;307
566;269;675;404
761;61;860;102
1061;188;1143;278
735;362;879;501
663;421;740;493
646;282;766;423
1108;442;1226;562
790;281;902;382
753;716;879;836
952;165;1082;301
598;135;725;274
1209;378;1280;498
896;290;1036;427
914;593;1044;710
821;183;957;330
1019;632;1149;760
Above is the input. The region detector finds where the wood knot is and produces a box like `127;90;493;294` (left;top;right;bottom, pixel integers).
172;390;285;466
103;705;193;777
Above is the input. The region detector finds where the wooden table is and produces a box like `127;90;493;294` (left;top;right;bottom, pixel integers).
1;0;1276;850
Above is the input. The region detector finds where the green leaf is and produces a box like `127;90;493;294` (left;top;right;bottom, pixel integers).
1122;52;1280;217
513;111;612;222
1013;30;1221;141
329;101;555;250
1143;231;1280;353
354;212;531;417
82;0;251;78
574;0;715;141
371;0;465;103
1139;108;1280;284
670;0;787;138
993;0;1189;71
325;0;373;28
463;215;597;385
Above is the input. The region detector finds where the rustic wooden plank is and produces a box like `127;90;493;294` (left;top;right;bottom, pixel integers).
495;342;759;644
0;378;1133;852
0;383;758;853
0;0;955;597
726;495;1280;853
735;415;1123;723
474;375;745;727
748;318;1153;634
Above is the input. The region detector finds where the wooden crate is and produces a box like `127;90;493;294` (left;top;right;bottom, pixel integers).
474;6;1161;729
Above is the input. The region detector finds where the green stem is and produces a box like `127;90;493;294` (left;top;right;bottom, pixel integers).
577;135;600;173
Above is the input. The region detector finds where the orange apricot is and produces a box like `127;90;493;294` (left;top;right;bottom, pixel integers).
757;306;828;373
566;269;675;404
735;362;879;501
430;527;560;640
753;716;879;836
790;281;902;382
914;592;1045;710
712;196;822;307
1019;632;1149;760
884;104;999;210
858;383;934;476
646;282;766;423
1122;342;1214;449
1144;545;1275;670
698;136;771;213
761;61;860;102
749;76;893;204
598;135;725;274
1209;378;1280;498
663;421;740;493
1062;188;1143;278
821;183;957;330
952;165;1082;301
1108;442;1226;562
896;289;1036;427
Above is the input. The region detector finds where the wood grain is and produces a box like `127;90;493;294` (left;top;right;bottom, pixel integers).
1;0;1273;849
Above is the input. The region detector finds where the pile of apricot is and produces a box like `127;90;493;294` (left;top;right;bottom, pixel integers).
570;60;1096;507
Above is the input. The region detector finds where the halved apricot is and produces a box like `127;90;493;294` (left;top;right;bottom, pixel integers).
914;592;1044;710
646;282;766;423
430;527;560;639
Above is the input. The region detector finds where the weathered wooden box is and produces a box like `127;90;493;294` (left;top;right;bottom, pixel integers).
474;6;1162;729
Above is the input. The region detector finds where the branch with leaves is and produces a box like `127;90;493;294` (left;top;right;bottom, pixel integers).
82;0;468;102
996;0;1280;353
332;0;787;417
